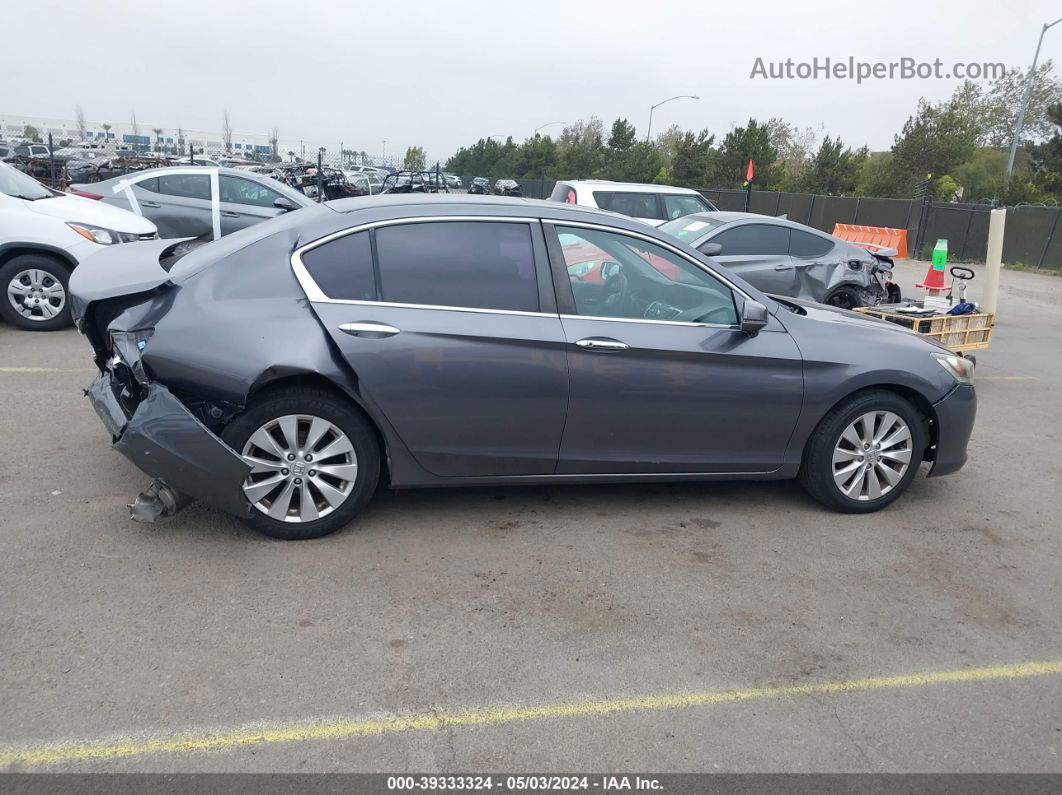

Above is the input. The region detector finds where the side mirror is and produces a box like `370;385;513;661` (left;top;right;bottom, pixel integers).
699;242;722;257
274;196;298;213
739;298;769;336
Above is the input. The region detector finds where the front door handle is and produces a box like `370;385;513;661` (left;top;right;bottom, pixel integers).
575;337;628;352
774;262;795;270
139;201;161;208
338;321;400;338
220;210;241;218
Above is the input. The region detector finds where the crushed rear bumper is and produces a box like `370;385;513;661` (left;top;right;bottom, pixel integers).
86;371;252;519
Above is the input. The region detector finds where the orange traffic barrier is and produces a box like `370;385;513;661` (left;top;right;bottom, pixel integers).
832;223;908;259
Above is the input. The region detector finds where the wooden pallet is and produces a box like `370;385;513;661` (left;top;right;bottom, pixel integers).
853;306;994;353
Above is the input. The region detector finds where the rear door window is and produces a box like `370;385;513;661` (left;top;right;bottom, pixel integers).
157;173;211;200
219;175;283;207
710;224;790;256
301;231;376;301
593;191;663;220
375;221;538;312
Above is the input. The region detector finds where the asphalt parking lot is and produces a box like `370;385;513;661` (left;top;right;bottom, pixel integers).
1;261;1060;773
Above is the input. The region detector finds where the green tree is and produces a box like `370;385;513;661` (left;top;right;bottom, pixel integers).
706;118;784;189
606;118;637;152
513;134;559;178
855;152;907;198
403;145;426;170
555;117;605;179
799;136;867;195
1031;102;1062;197
23;124;42;142
669;130;714;186
891;96;980;196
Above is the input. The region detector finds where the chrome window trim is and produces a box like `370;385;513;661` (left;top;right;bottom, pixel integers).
559;314;740;331
545;218;755;302
291;215;541;308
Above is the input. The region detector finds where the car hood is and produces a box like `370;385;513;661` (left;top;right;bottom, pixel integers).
28;192;157;235
772;295;950;349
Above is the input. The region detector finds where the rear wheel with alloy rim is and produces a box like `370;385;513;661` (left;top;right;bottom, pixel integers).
222;388;380;539
800;389;927;513
0;253;73;331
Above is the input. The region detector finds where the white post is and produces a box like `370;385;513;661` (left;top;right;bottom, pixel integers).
982;208;1006;314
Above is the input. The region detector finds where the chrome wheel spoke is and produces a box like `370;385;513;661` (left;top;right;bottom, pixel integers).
880;425;912;449
249;427;285;459
865;467;882;499
277;415;300;453
880;448;911;464
243;474;285;503
875;462;903;487
7;282;29;297
832;447;861;464
245;455;286;475
314;462;358;481
303;417;331;453
299;482;319;522
312;476;348;509
267;479;298;520
314;434;354;461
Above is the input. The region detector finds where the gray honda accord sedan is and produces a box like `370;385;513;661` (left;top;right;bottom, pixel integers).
70;195;976;540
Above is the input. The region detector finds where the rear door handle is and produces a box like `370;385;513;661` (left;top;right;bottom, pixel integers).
774;262;795;270
139;201;161;208
220;210;241;218
338;321;400;338
575;337;628;352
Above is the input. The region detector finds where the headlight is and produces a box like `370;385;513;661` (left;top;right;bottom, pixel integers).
932;352;974;384
68;223;151;245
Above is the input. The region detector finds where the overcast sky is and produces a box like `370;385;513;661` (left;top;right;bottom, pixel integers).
6;0;1059;161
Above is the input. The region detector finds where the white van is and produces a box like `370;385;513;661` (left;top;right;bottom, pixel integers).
548;180;718;226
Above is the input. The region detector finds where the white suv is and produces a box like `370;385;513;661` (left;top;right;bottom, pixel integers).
548;180;718;226
0;162;158;331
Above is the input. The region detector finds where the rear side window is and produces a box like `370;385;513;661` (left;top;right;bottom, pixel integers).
711;224;790;256
790;228;834;258
157;174;211;200
301;231;376;301
593;191;662;220
662;193;712;220
375;221;538;312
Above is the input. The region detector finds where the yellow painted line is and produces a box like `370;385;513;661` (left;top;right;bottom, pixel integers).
0;366;94;374
1;659;1060;768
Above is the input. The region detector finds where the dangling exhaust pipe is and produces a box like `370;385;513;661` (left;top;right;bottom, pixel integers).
128;479;193;523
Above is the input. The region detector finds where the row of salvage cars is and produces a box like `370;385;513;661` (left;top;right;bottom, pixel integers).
1;167;899;331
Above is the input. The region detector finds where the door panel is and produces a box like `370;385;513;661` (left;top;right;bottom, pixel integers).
557;318;803;473
712;252;798;295
309;303;569;477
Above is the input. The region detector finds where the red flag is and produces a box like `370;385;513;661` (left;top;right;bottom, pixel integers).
745;158;755;182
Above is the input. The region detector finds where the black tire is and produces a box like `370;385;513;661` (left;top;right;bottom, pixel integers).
799;389;927;513
0;253;73;331
221;387;380;540
823;285;863;310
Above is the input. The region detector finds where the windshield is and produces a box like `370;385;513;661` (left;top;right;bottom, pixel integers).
0;162;55;200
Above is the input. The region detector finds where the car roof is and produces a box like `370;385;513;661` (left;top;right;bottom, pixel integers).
559;180;704;196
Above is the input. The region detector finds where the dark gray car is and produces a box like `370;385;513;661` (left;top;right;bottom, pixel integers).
71;166;312;239
70;195;975;540
659;212;894;308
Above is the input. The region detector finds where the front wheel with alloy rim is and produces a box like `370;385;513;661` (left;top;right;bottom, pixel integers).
0;253;73;331
799;389;927;513
221;387;380;539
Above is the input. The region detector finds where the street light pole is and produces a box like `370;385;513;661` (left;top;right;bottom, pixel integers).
646;95;699;142
381;139;386;166
1006;17;1062;177
534;121;565;135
